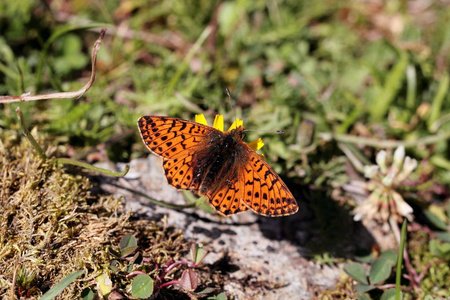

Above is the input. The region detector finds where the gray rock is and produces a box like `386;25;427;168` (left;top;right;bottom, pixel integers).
97;155;346;299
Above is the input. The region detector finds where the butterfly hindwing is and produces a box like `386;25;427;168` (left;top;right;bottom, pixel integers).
205;179;249;216
242;148;298;216
162;155;201;191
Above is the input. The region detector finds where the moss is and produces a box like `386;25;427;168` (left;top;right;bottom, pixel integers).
0;130;190;298
408;232;450;299
317;274;357;299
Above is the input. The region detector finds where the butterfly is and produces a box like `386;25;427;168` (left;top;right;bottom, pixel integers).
137;114;298;217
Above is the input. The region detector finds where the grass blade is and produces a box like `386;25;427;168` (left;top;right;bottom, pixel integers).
395;220;407;300
370;50;408;121
427;72;449;131
40;270;84;300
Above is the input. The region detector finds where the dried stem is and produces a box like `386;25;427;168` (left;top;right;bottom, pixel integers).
159;280;181;289
10;263;19;300
416;258;447;282
0;28;106;104
377;283;412;293
164;260;194;274
10;29;130;178
377;282;415;299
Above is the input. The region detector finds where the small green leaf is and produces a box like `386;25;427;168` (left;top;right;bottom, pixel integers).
131;274;153;298
344;263;368;284
120;234;138;257
423;209;447;230
96;274;112;296
369;257;393;284
380;288;401;300
109;260;119;272
435;232;450;243
355;252;376;264
198;287;216;295
208;293;227;300
120;234;137;249
357;293;372;300
380;250;397;265
127;262;134;274
40;270;84;300
355;284;376;292
190;244;208;265
80;288;94;300
53;34;89;75
429;239;450;259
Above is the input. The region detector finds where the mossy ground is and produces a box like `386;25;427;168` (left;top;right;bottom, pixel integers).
0;129;214;298
408;231;449;299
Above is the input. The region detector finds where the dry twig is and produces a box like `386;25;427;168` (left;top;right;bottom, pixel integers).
0;28;106;104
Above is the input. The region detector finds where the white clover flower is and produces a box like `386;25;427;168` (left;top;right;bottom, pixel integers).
376;150;388;174
381;171;395;187
363;165;379;178
392;191;413;222
393;145;405;172
354;146;417;223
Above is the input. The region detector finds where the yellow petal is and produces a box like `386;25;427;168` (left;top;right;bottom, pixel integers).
228;118;243;131
213;115;224;131
195;114;208;125
248;138;264;151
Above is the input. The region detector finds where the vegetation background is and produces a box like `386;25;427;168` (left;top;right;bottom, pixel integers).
0;0;449;299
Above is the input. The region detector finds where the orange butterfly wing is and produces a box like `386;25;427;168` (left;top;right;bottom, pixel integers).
138;116;215;191
204;178;250;216
138;116;298;217
240;146;298;216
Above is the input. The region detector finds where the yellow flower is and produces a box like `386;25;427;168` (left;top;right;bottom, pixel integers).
195;114;264;152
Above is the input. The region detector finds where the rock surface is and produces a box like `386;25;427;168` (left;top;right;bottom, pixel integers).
96;155;373;299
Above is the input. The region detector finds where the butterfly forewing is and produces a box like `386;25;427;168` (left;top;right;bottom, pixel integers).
138;116;213;158
138;116;215;192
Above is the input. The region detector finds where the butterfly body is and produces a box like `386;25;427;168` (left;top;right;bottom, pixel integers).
190;127;246;195
138;116;298;217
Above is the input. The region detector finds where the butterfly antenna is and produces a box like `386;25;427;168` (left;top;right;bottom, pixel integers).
225;88;237;124
244;129;285;135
